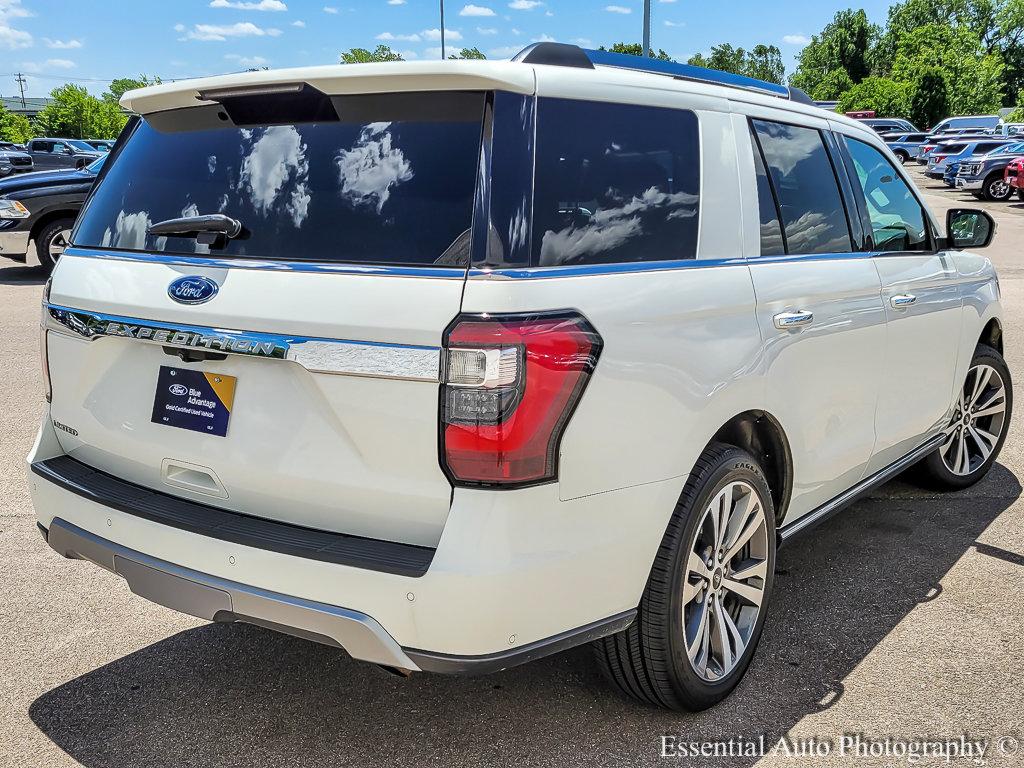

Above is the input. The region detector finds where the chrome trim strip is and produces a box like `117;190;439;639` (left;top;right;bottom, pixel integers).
45;518;419;671
44;303;442;382
62;247;468;280
777;433;946;545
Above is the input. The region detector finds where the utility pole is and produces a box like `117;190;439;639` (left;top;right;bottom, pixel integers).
642;0;651;58
14;72;28;108
439;0;446;60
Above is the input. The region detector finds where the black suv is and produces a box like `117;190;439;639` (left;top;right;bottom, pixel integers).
25;138;103;171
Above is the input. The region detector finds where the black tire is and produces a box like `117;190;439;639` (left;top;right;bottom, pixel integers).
920;344;1012;489
1017;189;1024;201
35;217;76;273
894;150;909;164
593;443;776;711
983;172;1013;201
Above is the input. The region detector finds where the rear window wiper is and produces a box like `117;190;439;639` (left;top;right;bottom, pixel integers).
148;214;243;247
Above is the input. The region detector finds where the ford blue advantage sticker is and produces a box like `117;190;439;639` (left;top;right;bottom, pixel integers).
151;366;237;437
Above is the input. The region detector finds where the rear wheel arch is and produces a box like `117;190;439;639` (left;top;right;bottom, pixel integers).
29;209;79;245
706;410;792;524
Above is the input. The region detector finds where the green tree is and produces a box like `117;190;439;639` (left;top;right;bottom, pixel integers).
34;84;127;139
909;66;950;129
811;68;855;100
449;47;486;59
339;45;404;64
836;76;911;116
790;9;879;95
0;106;33;144
600;42;674;61
687;43;786;84
104;76;162;105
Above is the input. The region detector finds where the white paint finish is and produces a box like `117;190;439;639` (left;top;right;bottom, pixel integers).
731;112;761;259
28;459;683;657
460;264;764;501
746;257;887;522
867;253;964;473
694;110;743;260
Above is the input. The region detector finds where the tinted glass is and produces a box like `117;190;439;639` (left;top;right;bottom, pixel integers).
845;137;929;252
752;119;852;254
531;98;699;266
749;125;784;256
76;92;485;266
975;142;1007;154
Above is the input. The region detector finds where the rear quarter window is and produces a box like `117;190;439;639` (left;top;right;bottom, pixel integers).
530;98;700;267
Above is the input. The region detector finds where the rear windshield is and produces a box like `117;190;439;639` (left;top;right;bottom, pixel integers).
75;92;485;267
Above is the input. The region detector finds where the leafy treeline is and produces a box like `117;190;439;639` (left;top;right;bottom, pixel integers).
0;76;159;143
339;45;485;63
790;0;1024;126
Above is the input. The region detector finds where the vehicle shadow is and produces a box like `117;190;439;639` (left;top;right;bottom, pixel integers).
0;263;47;286
29;464;1021;768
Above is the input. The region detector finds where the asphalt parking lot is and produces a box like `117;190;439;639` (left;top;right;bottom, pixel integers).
2;163;1023;768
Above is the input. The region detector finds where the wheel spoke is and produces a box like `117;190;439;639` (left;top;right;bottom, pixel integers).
687;550;710;580
686;599;709;662
710;594;732;674
721;575;764;607
968;425;997;460
722;489;753;548
720;602;746;664
973;389;1005;419
969;366;993;408
959;432;971;475
729;557;767;583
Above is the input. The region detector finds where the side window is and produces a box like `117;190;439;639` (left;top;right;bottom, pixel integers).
843;137;929;253
751;119;853;255
531;98;700;267
749;125;785;256
51;142;67;154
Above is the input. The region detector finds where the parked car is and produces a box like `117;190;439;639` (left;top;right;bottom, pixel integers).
882;132;929;163
955;141;1024;200
0;155;104;269
83;139;115;152
861;117;920;134
989;122;1024;138
0;146;33;176
925;138;1013;178
29;44;1009;712
1004;156;1024;200
930;115;1001;134
24;138;103;171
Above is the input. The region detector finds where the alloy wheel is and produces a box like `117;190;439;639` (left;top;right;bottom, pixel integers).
682;480;769;682
48;229;71;263
940;363;1007;476
988;179;1011;200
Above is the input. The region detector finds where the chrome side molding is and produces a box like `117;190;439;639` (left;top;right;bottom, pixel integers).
44;304;441;382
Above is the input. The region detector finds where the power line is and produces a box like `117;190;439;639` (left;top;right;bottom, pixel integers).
14;72;27;107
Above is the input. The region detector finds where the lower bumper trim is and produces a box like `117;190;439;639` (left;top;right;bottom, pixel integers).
45;517;420;671
0;228;29;256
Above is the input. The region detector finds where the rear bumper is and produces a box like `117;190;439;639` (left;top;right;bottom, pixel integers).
41;517;420;670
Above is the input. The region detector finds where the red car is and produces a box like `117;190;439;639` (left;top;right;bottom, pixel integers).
1006;157;1024;199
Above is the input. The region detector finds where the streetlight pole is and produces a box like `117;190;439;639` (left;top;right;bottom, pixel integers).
642;0;651;57
440;0;446;60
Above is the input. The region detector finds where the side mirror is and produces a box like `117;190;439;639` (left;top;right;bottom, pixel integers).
946;208;996;249
63;147;75;155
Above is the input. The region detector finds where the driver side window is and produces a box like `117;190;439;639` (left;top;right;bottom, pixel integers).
843;136;930;252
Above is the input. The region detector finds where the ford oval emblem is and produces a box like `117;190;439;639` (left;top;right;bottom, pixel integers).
168;276;219;305
168;383;188;396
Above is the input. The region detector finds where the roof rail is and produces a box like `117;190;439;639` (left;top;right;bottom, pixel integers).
513;42;813;104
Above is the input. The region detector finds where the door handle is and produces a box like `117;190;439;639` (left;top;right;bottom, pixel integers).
773;310;814;330
890;294;917;309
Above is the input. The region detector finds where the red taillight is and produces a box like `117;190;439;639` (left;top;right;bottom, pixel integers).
440;312;602;487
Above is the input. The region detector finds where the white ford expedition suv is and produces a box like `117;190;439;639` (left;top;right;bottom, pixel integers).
29;43;1010;711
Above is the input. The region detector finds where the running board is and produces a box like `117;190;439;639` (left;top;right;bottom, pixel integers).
777;434;945;546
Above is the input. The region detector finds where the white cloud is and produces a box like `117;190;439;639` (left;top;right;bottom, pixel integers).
174;23;186;31
782;34;810;45
511;27;521;34
45;58;75;68
460;3;494;15
573;37;592;46
323;5;338;13
476;26;497;34
335;123;414;213
240;126;311;226
43;37;82;49
663;20;684;27
292;19;305;27
659;0;677;3
489;44;521;57
508;0;541;8
0;0;32;18
0;23;32;49
209;0;287;9
387;0;406;4
422;28;462;41
100;211;152;251
605;5;631;13
377;31;421;41
399;49;418;59
180;22;282;41
423;46;443;58
534;33;555;42
225;53;269;67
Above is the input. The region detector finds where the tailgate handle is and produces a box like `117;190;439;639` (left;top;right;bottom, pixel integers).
162;459;228;499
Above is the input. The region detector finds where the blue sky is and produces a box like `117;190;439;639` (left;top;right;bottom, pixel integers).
2;0;897;97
